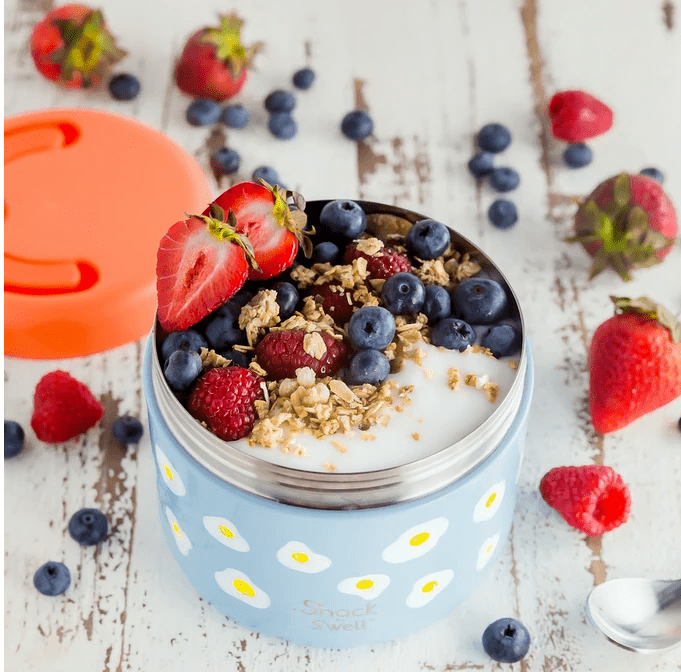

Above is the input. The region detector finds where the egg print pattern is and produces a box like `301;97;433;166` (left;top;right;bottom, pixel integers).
203;516;250;552
337;574;390;600
214;568;271;609
476;532;501;571
155;444;186;497
406;569;454;608
165;506;192;555
473;480;506;522
381;517;449;564
276;541;332;573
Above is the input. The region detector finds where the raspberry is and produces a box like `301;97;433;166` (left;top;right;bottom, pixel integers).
343;244;411;279
31;371;103;443
188;366;264;442
539;465;631;536
255;330;347;380
310;282;357;325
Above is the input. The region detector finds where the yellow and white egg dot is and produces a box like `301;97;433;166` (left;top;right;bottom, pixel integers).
203;516;250;552
381;517;449;564
473;480;506;522
164;506;192;555
155;445;186;497
406;569;454;608
214;568;270;609
337;574;390;600
276;541;331;573
476;532;501;571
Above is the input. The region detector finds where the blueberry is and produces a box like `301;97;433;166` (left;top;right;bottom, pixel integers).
292;67;315;90
164;349;203;392
219;348;252;368
482;617;531;663
68;508;109;546
450;277;509;324
273;281;299;319
477;123;512;153
268;112;298;140
4;420;25;458
430;318;476;351
227;286;256;309
407;219;451;260
640;167;665;184
345;349;391;386
341;110;373;141
488;199;518;230
264;89;296;113
185;98;221;126
348;306;396;351
479;324;522;357
33;561;71;596
112;415;144;445
319;200;367;239
160;329;207;365
468;151;495;177
382;272;426;315
204;302;247;350
310;241;340;265
489;167;520;192
563;142;592;168
422;285;451;324
211;147;240;175
220;103;250;128
108;73;140;101
252;165;280;186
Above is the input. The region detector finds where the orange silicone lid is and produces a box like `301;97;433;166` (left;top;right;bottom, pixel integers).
4;108;212;359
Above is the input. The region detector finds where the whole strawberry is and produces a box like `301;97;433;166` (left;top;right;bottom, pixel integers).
255;330;347;380
589;296;681;434
539;465;631;536
174;13;263;101
547;90;613;143
188;366;264;442
343;243;411;279
30;4;126;88
568;172;677;281
31;370;103;443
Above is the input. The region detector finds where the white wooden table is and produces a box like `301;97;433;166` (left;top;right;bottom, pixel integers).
5;1;681;670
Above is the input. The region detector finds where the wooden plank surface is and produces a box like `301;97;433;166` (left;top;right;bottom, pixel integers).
4;1;681;670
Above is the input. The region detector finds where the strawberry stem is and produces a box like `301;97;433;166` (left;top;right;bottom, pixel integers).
200;13;263;78
611;295;681;343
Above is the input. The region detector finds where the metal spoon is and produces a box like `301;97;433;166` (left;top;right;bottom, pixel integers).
586;577;681;654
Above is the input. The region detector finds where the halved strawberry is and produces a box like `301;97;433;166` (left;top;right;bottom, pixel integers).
156;205;256;332
208;181;311;281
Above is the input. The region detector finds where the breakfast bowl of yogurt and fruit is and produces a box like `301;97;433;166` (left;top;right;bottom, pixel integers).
142;181;534;648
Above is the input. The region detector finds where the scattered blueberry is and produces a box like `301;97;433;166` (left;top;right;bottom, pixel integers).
264;89;296;113
33;561;71;596
108;73;140;101
4;420;25;458
310;241;340;265
273;281;299;320
220;103;250;128
68;508;109;546
430;318;476;351
563;142;592;168
382;272;426;315
185;98;221;126
479;324;522;357
252;165;280;186
340;110;373;141
482;617;531;664
204;302;247;350
219;348;252;369
640;167;665;184
489;167;520;192
348;306;396;351
319;200;367;239
268;112;298;140
164;349;203;392
345;349;391;386
112;415;144;445
422;285;451;324
678;416;681;432
211;147;241;175
488;199;518;230
477;123;512;153
450;277;509;324
468;151;495;178
406;219;451;260
292;67;315;90
160;329;207;365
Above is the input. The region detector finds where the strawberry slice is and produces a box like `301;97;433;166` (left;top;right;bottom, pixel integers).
156;205;256;332
208;181;311;280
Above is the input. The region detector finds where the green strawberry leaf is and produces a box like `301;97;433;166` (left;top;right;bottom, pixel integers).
611;296;681;343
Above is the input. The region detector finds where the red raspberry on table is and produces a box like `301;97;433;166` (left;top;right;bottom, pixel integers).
310;282;358;325
255;330;347;380
539;465;631;536
188;366;264;442
31;371;103;443
343;244;411;279
547;90;613;143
